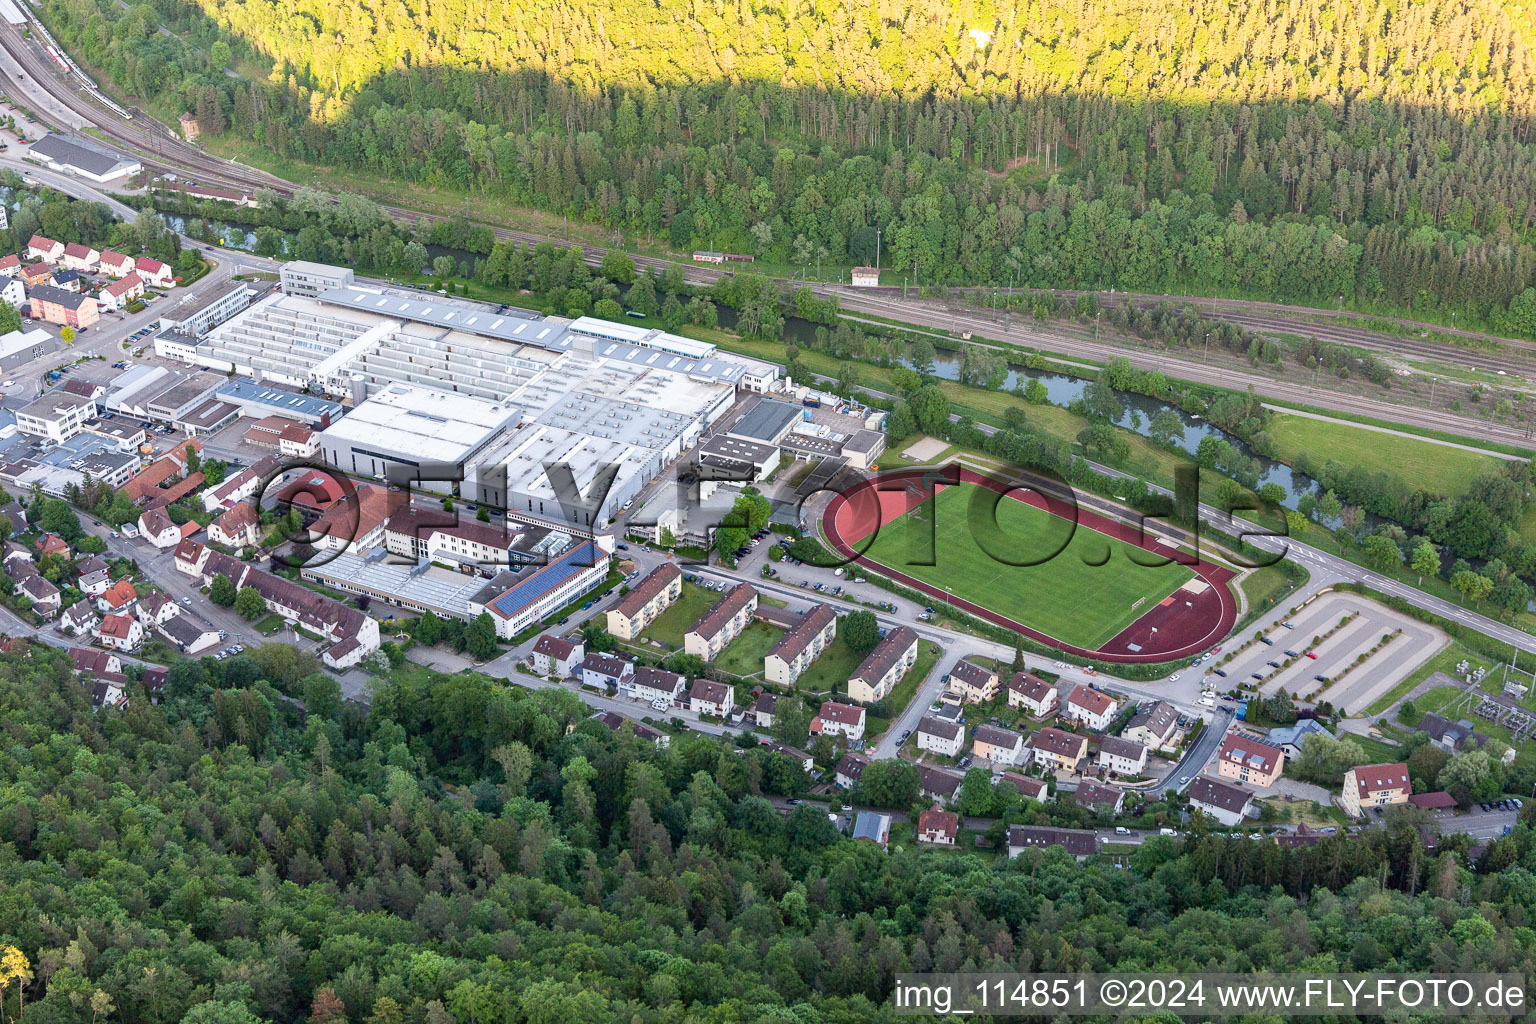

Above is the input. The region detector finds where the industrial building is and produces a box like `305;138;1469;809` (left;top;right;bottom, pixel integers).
157;280;256;336
316;383;521;482
0;327;58;373
279;261;356;297
26;135;142;183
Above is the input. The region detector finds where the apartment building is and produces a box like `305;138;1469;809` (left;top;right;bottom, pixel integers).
1214;735;1286;789
606;564;682;639
764;603;836;686
1342;762;1412;817
683;583;758;660
846;625;918;703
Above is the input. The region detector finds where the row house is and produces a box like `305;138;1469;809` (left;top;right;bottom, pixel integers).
580;652;634;691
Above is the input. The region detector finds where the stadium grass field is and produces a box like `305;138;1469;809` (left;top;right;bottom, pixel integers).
858;482;1196;650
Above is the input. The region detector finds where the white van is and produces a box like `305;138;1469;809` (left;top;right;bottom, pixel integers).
1160;827;1178;837
1114;826;1130;835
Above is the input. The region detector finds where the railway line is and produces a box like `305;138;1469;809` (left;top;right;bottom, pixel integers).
4;13;1533;446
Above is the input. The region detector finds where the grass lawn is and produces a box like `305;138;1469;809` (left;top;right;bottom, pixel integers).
1239;565;1296;617
714;620;784;679
1268;414;1505;497
639;582;722;648
1366;646;1470;716
795;635;869;694
254;613;286;636
859;481;1195;650
1260;798;1352;828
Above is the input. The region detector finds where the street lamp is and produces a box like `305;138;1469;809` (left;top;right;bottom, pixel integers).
875;229;882;272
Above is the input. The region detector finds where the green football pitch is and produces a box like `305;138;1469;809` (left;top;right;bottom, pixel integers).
858;482;1195;650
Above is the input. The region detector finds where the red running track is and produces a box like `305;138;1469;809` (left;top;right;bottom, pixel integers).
821;466;1238;664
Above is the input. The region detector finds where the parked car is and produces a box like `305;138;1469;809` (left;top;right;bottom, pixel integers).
1283;649;1298;657
1213;668;1228;677
1305;652;1318;659
1260;637;1274;645
1114;826;1131;835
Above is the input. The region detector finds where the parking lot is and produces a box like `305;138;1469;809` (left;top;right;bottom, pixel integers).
1207;592;1445;713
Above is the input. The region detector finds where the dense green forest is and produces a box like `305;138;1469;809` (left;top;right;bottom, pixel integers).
36;0;1536;335
4;645;1536;1024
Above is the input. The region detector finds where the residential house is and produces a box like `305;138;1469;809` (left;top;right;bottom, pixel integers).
998;772;1049;802
1097;736;1149;777
846;625;918;703
917;765;964;803
689;679;734;718
159;613;220;655
948;658;1000;703
751;692;779;729
34;533;69;557
579;652;635;691
916;714;964;756
917;806;960;845
200;455;279;512
1124;701;1186;752
1342;762;1412;817
811;700;866;742
683;583;757;660
100;273;145;311
58;599;98;635
96;579;137;614
1006;671;1059;717
852;811;891;848
0;254;18;277
137;508;182;549
763;603;836;686
1264;719;1334;758
134;592;178;628
62;243;99;272
834;752;870;788
1007;825;1100;860
70;646;124;682
1415;713;1477;753
605;564;681;639
14;569;60;617
1027;726;1091;772
1188;776;1256;827
97;251;134;278
90;680;128;711
21;262;50;287
50;268;83;293
95;613;143;651
74;555;111;596
1215;735;1286;788
135;256;174;288
625;666;687;705
530;634;584;677
26;235;63;263
972;723;1025;765
208;503;260;549
0;276;21;308
1062;685;1120;731
761;741;813;771
1074;779;1126;815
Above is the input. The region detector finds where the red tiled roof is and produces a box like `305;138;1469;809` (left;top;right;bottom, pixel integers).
99;580;137;608
612;564;681;619
816;700;865;726
104;272;143;298
1217;735;1285;776
1352;762;1410;798
98;613;136;639
1067;685;1116;716
918;807;959;839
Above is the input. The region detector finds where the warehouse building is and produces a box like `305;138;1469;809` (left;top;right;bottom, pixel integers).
0;327;58;373
26;135;142;183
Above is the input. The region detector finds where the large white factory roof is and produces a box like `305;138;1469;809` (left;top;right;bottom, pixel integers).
319;384;520;465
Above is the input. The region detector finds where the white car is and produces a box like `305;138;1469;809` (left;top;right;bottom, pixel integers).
1198;697;1215;707
650;698;668;710
1054;661;1065;668
1;380;12;387
1201;690;1216;698
833;567;845;577
1169;673;1180;682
